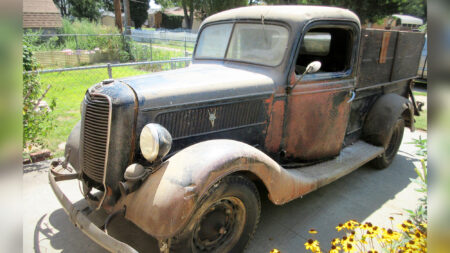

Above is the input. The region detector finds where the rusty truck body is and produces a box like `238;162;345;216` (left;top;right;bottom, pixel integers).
49;5;425;253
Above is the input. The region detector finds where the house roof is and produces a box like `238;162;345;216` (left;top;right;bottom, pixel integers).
164;7;185;17
23;0;62;28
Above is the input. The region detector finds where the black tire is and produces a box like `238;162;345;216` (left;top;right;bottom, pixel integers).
169;175;261;253
371;118;405;169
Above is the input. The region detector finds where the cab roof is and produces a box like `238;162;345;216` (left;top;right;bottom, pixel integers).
203;5;360;29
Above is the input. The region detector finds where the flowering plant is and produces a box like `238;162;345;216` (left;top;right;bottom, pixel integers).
303;218;426;253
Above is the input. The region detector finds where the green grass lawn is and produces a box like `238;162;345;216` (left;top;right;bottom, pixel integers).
415;110;427;131
413;90;427;131
413;90;427;97
40;66;149;157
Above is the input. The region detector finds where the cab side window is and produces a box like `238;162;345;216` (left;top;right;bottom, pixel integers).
295;27;354;75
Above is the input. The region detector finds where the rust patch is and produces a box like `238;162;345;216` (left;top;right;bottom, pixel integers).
379;32;391;64
283;81;352;160
264;99;285;154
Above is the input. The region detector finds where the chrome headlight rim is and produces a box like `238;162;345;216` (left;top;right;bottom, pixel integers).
139;123;172;162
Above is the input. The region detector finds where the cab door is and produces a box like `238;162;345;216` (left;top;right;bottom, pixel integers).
282;21;360;161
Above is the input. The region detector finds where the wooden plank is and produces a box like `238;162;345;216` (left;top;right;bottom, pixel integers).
379;32;391;63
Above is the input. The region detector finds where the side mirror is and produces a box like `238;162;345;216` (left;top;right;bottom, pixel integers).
305;61;321;74
289;61;322;92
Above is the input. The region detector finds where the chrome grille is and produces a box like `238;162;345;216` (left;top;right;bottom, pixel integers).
82;93;111;183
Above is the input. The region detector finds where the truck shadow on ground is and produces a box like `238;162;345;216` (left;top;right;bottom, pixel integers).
38;152;419;253
36;199;159;252
247;151;420;252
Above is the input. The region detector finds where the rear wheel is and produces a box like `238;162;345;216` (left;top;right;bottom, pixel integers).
170;175;261;253
371;118;405;169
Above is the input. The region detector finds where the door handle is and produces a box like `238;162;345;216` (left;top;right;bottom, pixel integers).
347;90;355;103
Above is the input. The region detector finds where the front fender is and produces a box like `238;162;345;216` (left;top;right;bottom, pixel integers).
114;139;292;239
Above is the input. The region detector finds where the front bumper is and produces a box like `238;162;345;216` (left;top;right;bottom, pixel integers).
48;167;138;253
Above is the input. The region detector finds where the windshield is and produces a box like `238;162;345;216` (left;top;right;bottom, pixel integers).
195;23;289;66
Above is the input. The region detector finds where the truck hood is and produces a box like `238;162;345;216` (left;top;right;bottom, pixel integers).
120;63;276;110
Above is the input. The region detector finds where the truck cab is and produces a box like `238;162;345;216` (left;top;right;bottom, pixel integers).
50;5;425;253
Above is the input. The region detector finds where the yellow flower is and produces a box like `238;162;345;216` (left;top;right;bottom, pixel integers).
342;242;356;253
329;245;341;253
367;249;379;253
270;249;280;253
309;229;318;234
365;230;376;238
331;238;340;246
398;223;409;232
341;236;348;243
336;223;345;231
379;228;402;244
305;239;320;251
344;220;359;230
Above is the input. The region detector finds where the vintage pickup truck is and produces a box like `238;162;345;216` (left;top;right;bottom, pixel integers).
49;5;425;253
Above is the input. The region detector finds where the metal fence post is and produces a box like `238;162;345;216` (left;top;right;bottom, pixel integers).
75;35;80;65
150;38;153;61
184;36;187;57
107;63;112;78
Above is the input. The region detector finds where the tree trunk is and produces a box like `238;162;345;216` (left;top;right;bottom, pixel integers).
123;0;132;34
188;0;194;29
114;0;123;32
181;0;193;29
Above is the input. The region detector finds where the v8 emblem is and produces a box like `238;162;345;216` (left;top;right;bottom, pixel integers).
208;109;217;128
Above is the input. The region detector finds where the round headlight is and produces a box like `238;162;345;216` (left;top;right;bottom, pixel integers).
139;123;172;162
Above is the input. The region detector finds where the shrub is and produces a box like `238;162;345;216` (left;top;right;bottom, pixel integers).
23;39;55;148
161;14;183;29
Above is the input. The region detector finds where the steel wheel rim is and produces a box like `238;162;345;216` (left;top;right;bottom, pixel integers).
192;197;246;252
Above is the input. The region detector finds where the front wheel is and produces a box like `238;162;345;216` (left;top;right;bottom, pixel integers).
371;118;405;169
170;175;261;253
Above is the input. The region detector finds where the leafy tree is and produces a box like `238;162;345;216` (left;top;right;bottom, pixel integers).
102;0;115;12
265;0;408;24
399;0;427;21
68;0;103;21
130;0;150;28
156;0;196;29
53;0;70;17
156;0;248;29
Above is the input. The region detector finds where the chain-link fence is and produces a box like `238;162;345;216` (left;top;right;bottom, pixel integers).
24;32;196;69
25;58;192;91
23;58;192;153
23;30;197;154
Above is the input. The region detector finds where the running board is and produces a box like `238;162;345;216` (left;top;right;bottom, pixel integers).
272;141;384;204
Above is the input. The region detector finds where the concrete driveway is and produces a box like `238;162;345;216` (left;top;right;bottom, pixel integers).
23;129;426;253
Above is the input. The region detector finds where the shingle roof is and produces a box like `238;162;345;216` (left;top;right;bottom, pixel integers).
23;0;62;28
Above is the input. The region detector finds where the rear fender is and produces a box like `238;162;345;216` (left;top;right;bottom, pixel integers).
363;93;414;147
114;139;298;239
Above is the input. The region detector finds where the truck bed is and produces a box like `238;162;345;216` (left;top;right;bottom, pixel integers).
357;29;425;88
